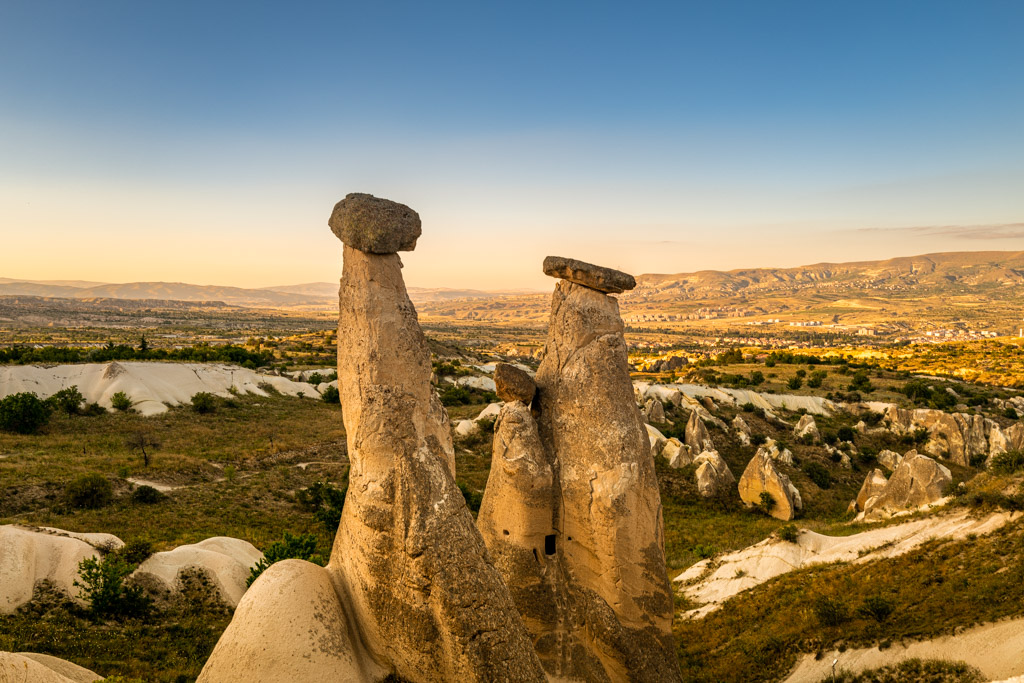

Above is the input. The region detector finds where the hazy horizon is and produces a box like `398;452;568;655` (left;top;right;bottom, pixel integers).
3;1;1023;290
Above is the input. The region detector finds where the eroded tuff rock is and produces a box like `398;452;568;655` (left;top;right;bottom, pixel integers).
694;450;735;498
328;193;421;253
0;652;104;683
732;415;752;445
201;195;545;682
738;448;803;520
855;468;889;512
685;410;715;454
479;267;680;681
794;414;820;441
860;452;951;521
643;397;666;424
882;405;1024;467
542;255;637;293
494;362;536;403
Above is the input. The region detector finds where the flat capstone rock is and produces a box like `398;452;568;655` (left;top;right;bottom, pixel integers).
542;256;636;294
494;363;536;404
329;193;421;253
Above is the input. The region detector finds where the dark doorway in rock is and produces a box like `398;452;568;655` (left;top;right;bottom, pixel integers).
545;534;557;556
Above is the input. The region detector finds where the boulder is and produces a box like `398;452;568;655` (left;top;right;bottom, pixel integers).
456;375;497;392
662;438;692;468
646;423;667;455
685;410;714;454
494;363;536;403
197;560;384;682
855;468;889;512
475;402;503;422
0;652;103;683
793;414;819;441
693;450;735;498
883;405;990;467
861;452;952;521
738;449;803;521
541;255;637;294
758;438;794;466
0;525;122;614
132;537;263;608
877;449;904;471
732;415;752;445
643;398;666;424
453;419;479;437
327;193;421;253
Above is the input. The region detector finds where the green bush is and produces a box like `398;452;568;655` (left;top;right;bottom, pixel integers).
1004;407;1019;420
813;595;849;627
66;474;113;509
439;385;471;406
989;450;1024;475
48;386;85;416
756;491;775;516
110;391;132;412
856;594;894;622
321;385;340;404
458;480;484;513
75;552;152;618
807;370;827;388
787;377;803;390
0;392;52;434
778;524;799;543
247;532;321;587
802;461;832;489
131;485;165;505
296;480;347;532
837;425;856;443
190;391;217;414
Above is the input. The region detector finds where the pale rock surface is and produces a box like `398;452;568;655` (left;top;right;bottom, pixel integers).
646;423;667;455
732;414;752;445
759;438;794;466
884;405;992;466
0;362;319;416
197;560;384;682
693;450;735;498
0;525;122;614
0;652;103;683
793;414;819;441
453;419;479;437
525;275;680;681
643;397;665;424
860;452;952;521
876;449;903;471
456;375;497;393
684;410;714;454
132;537;263;608
662;438;692;468
678;510;1015;619
475;402;502;422
854;468;889;512
738;448;802;520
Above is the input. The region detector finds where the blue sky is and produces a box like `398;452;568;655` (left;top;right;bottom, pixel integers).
1;1;1023;288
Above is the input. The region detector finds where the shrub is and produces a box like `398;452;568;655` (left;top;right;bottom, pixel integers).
989;450;1024;475
306;372;324;386
247;532;321;587
837;425;855;443
439;385;471;406
807;370;827;388
66;474;113;509
848;370;873;393
81;401;106;417
190;392;217;414
751;433;767;447
857;594;894;623
110;391;132;412
48;386;85;416
742;402;756;412
458;480;483;513
132;485;165;504
75;553;152;618
0;392;52;434
749;371;765;386
778;524;799;543
802;461;832;489
787;377;803;390
296;480;347;532
321;385;340;404
756;491;775;516
1004;407;1019;420
814;595;849;627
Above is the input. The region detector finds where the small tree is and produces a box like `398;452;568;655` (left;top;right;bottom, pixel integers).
48;386;85;416
66;474;113;509
125;431;159;467
296;480;347;532
321;385;340;404
110;392;132;412
0;392;52;434
191;392;218;414
75;549;152;618
247;532;321;587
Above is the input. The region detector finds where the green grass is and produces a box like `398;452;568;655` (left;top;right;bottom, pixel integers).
829;658;983;683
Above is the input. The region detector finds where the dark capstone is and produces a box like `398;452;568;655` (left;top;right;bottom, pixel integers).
328;193;421;253
494;363;536;404
542;256;636;294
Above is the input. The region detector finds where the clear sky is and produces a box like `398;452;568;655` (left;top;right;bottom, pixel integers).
2;1;1023;290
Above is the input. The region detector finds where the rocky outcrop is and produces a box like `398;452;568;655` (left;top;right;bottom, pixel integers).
643;398;666;424
646;423;667;455
541;255;637;294
685;410;715;454
201;195;546;682
132;537;262;608
732;415;752;445
494;362;536;403
854;469;889;512
860;452;952;521
477;259;679;681
662;438;692;468
694;450;735;498
328;192;420;253
0;652;104;682
882;405;1023;467
738;449;803;520
877;449;904;471
758;438;794;466
793;414;819;441
0;525;122;614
